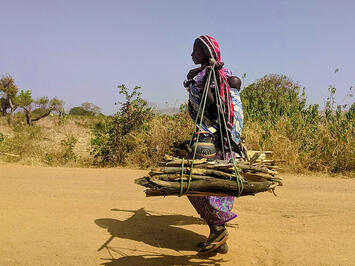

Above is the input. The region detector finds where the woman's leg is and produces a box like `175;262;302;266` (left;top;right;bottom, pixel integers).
188;149;238;253
188;196;237;226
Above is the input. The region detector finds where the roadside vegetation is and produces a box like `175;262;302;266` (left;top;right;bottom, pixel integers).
0;73;353;175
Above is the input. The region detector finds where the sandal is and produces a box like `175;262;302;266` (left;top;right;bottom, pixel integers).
218;242;229;254
198;242;229;254
198;229;229;255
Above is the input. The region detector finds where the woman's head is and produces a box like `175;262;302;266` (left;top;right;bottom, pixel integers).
191;36;221;65
191;38;209;65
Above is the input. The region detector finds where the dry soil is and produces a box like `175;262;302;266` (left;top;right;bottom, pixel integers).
0;164;354;266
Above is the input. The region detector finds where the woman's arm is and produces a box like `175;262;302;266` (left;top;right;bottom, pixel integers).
187;67;201;80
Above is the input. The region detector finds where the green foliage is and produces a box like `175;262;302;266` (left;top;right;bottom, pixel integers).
35;96;49;107
91;84;155;166
32;108;47;116
0;74;18;98
80;102;101;115
69;102;101;116
69;106;93;116
0;124;43;161
0;74;18;115
15;90;65;125
50;97;64;111
241;74;305;125
0;74;64;125
60;135;78;162
0;72;352;174
241;74;354;173
69;107;92;116
0;132;6;152
0;132;5;143
44;135;78;165
57;111;68;126
15;90;33;108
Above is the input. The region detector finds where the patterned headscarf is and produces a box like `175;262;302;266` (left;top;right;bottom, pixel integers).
197;35;235;131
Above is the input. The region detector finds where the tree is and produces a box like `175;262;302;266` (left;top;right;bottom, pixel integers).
240;74;306;124
69;102;101;116
69;106;91;116
80;102;101;115
15;90;64;125
0;74;18;117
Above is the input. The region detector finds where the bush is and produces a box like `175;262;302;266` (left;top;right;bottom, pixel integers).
44;135;78;165
90;85;193;167
69;107;94;116
241;74;354;173
0;124;43;162
0;132;5;143
91;85;155;166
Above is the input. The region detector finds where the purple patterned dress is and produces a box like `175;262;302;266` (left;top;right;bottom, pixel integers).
187;67;243;225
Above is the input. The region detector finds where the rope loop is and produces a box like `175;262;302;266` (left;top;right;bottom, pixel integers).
182;63;244;197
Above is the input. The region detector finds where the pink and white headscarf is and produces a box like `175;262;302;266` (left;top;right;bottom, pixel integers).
198;35;235;130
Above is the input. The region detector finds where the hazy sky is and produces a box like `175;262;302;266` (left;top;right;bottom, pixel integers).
1;0;354;114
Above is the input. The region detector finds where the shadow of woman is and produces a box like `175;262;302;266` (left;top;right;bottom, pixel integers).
101;253;225;266
95;208;206;252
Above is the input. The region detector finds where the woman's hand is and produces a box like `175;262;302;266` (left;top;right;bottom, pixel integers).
209;58;224;70
183;79;193;91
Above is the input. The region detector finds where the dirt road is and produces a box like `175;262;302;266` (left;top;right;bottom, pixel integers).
0;164;354;266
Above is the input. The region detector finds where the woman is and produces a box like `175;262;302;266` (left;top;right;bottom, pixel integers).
184;35;244;254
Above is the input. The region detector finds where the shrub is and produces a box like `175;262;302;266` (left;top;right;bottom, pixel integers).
0;124;43;162
0;132;4;143
91;85;155;166
90;85;193;167
44;135;78;165
241;74;354;173
69;107;93;116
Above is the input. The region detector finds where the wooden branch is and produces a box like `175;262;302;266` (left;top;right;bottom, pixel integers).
249;152;261;164
149;167;234;179
31;108;53;122
135;177;274;197
148;174;213;181
137;151;284;198
164;158;207;166
233;163;278;175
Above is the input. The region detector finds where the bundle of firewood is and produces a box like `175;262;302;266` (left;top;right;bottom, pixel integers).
135;152;283;197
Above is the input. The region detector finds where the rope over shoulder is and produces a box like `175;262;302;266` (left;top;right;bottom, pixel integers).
179;63;244;197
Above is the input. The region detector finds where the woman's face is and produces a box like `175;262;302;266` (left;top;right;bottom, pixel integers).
191;40;209;65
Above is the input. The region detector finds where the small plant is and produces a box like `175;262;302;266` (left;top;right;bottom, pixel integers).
0;124;42;163
0;132;5;143
60;135;78;162
43;135;78;165
56;108;68;126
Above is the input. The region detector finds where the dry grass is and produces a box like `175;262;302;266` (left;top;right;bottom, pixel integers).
243;118;354;175
0;116;94;166
124;114;193;168
1;110;353;176
243;121;302;172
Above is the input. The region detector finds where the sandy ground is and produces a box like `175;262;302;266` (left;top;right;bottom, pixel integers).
0;164;354;266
